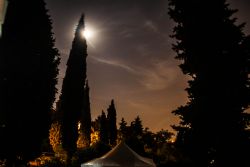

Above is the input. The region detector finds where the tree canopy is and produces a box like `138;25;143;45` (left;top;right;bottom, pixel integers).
0;0;59;164
169;0;250;166
58;14;87;164
107;99;117;146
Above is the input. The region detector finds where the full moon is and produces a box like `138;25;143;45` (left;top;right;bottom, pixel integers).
82;28;94;39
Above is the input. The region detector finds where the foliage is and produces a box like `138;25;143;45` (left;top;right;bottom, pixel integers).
131;116;143;137
79;81;92;148
118;117;128;140
57;14;87;164
49;121;63;154
107;99;117;146
99;111;108;144
38;156;65;167
168;0;250;166
0;0;60;163
118;117;177;165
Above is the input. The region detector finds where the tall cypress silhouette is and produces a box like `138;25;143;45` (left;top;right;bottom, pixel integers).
58;14;87;164
107;99;117;146
100;110;108;145
169;0;250;166
0;0;59;163
79;80;92;147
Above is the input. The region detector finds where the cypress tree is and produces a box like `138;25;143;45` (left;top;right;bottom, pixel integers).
80;80;92;147
107;99;117;146
100;110;108;145
58;14;87;164
0;0;59;163
169;0;250;166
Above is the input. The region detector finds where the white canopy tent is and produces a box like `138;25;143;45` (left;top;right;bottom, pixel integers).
81;141;156;167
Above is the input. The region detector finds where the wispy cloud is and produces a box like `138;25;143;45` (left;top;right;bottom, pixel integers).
144;20;159;33
91;55;179;91
119;29;133;38
139;61;179;90
90;56;138;74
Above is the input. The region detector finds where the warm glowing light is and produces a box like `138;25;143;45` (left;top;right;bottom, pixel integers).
82;28;94;39
90;128;100;145
78;121;81;130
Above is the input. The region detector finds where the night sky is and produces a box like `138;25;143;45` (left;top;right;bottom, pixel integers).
45;0;250;132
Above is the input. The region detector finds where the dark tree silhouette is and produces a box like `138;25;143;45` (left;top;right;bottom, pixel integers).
58;14;87;164
119;117;128;139
155;129;173;145
131;116;143;136
126;116;145;156
169;0;250;166
107;99;117;146
100;111;108;145
0;0;59;164
80;80;92;147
